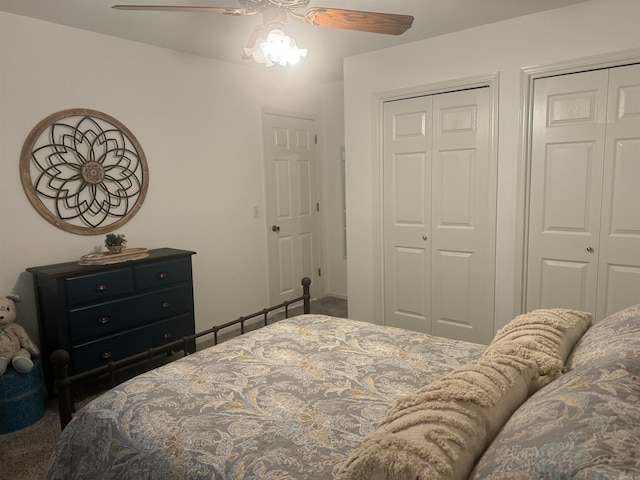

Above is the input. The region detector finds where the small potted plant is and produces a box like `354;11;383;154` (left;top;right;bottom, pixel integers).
104;233;127;254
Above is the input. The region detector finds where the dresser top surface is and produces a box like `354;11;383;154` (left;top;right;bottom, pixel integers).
26;248;196;278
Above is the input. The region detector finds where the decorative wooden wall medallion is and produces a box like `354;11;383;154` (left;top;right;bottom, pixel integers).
20;109;149;235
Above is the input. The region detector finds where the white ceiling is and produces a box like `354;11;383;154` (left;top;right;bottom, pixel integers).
0;0;590;84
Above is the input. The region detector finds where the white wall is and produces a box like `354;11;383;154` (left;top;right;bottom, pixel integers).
344;0;640;331
0;12;346;342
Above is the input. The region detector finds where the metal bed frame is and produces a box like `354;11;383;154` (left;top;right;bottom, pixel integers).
51;277;311;430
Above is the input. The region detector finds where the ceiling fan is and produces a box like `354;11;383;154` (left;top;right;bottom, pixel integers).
112;0;414;66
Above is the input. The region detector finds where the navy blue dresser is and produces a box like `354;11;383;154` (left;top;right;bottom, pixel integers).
27;248;196;394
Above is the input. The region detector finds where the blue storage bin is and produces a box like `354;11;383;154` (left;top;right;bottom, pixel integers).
0;359;45;434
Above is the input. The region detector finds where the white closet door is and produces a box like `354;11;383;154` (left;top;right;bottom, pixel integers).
383;88;494;344
527;64;640;320
527;70;608;313
383;96;433;333
597;64;640;319
431;88;493;343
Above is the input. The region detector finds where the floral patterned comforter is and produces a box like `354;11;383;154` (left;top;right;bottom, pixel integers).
47;314;485;480
469;303;640;479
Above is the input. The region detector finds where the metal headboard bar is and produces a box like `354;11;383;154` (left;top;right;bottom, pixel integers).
51;277;311;431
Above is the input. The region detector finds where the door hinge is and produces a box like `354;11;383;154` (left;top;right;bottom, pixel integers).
314;134;318;144
318;268;322;277
316;202;320;212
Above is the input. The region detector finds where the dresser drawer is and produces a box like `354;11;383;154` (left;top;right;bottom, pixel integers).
135;258;191;291
71;313;195;372
68;284;193;342
66;268;134;306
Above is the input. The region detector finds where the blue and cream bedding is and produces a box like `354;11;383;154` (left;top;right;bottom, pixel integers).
469;303;640;479
47;306;640;480
46;314;486;480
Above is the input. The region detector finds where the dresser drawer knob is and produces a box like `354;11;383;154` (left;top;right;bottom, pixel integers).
101;351;113;360
98;315;111;325
95;283;109;292
163;332;172;340
158;272;169;280
160;301;171;309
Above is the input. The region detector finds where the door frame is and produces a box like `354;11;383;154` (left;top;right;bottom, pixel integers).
372;72;500;328
513;48;640;317
260;108;323;304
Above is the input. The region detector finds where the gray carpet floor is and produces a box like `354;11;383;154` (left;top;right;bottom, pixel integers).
0;296;347;480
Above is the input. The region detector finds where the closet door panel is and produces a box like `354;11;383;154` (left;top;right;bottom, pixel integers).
539;259;591;311
527;70;608;313
433;249;473;331
597;64;640;318
391;246;429;331
383;97;432;333
601;264;640;318
431;88;493;344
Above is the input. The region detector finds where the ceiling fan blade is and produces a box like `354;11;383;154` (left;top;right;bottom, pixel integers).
112;5;247;15
303;8;413;35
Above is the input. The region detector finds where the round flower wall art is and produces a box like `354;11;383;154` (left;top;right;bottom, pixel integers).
20;109;148;235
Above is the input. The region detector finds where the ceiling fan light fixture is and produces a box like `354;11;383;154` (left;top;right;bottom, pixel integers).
114;2;414;69
244;27;307;67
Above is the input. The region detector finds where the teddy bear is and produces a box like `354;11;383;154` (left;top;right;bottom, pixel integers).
0;294;40;376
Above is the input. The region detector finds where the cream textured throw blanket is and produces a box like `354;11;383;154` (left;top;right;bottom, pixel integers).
484;308;592;389
336;354;538;480
337;308;592;480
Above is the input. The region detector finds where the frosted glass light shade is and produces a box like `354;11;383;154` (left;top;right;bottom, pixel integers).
244;28;307;67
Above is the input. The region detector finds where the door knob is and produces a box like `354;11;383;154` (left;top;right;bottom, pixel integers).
422;235;428;241
586;246;595;253
272;225;280;232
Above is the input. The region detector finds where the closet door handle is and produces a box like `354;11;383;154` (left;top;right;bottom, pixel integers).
586;246;595;253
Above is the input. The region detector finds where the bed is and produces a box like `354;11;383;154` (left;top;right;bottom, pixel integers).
46;294;640;480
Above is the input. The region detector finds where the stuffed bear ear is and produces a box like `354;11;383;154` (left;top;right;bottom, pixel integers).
6;294;21;304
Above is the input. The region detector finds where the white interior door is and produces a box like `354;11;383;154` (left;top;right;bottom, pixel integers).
597;64;640;318
526;64;640;320
263;113;319;305
383;87;495;344
383;96;433;333
526;70;608;313
431;88;493;342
